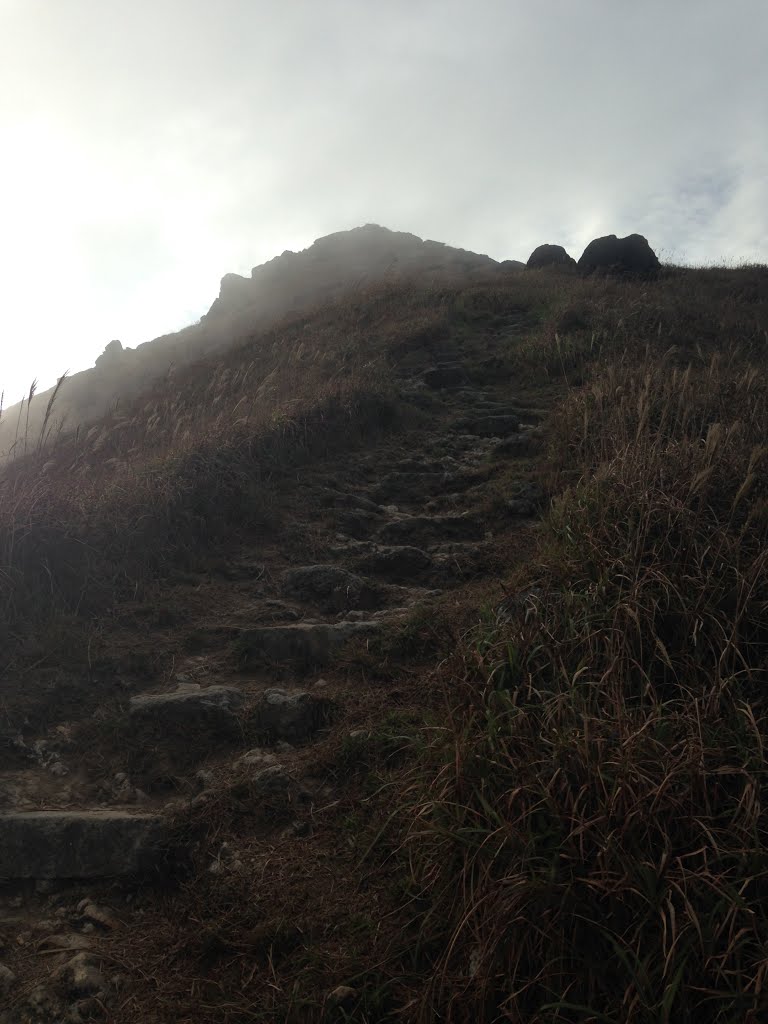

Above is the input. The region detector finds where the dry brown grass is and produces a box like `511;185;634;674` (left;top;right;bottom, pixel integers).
400;266;768;1022
2;261;768;1021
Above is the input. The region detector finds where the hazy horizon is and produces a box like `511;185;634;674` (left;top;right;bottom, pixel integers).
1;0;766;405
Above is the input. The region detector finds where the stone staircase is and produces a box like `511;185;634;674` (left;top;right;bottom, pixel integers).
0;368;547;1019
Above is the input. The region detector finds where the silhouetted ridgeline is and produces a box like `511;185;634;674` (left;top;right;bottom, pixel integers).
0;225;519;456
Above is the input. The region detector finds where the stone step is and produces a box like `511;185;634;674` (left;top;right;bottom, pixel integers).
376;515;485;547
128;684;245;740
234;620;381;668
351;545;433;581
457;414;521;437
0;810;169;879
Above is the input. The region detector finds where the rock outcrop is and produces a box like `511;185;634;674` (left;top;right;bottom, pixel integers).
577;233;660;275
205;224;498;320
526;244;576;269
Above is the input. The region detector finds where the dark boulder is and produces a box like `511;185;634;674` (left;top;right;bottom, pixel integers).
526;244;576;270
578;234;660;276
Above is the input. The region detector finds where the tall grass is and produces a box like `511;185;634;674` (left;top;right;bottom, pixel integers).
402;282;768;1021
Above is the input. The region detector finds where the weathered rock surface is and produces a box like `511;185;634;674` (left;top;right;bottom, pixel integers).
0;811;168;878
235;621;380;667
526;244;576;269
250;688;333;743
352;545;433;580
376;515;484;546
129;684;244;739
578;233;660;275
280;565;382;613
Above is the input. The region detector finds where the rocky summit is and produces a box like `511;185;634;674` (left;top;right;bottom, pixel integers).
0;229;767;1023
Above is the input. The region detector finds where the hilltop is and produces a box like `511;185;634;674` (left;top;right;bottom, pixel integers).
0;236;767;1023
0;225;518;457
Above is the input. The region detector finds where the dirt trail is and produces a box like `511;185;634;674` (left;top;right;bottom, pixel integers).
0;361;552;1021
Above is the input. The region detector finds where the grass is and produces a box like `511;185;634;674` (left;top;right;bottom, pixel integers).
398;266;768;1022
2;259;768;1020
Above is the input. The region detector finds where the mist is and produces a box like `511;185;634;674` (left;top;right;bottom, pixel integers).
1;0;766;404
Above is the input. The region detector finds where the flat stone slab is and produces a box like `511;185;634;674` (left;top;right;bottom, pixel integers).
235;621;380;668
129;684;244;739
0;811;168;879
352;545;432;581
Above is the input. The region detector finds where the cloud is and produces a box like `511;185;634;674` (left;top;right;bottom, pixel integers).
0;0;765;401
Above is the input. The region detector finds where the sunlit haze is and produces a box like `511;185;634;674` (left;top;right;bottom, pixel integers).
1;0;766;404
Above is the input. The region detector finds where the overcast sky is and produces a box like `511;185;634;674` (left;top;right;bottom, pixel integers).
0;0;766;404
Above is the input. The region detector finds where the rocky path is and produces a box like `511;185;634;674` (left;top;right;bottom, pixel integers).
0;365;550;1021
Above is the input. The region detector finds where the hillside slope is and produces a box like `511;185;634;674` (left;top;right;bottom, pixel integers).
1;258;767;1022
0;225;516;458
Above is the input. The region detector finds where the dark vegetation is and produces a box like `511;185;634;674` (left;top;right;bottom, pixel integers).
2;259;768;1020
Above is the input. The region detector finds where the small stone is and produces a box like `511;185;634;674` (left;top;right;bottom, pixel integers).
48;760;69;777
328;984;357;1005
81;902;120;930
54;952;105;996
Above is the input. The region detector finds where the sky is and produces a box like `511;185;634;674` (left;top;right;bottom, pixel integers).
0;0;766;405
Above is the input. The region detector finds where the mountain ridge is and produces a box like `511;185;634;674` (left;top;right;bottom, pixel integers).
0;225;520;457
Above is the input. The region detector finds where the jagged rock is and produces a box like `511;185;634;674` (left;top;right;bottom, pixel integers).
578;233;660;275
352;545;432;580
280;566;382;613
129;684;244;739
249;689;332;743
0;811;168;879
235;621;380;668
526;244;576;269
94;339;124;369
376;515;484;546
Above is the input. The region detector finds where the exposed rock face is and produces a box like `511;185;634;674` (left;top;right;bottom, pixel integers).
376;514;484;546
129;684;245;740
250;688;333;743
526;244;576;269
235;621;381;667
205;224;498;320
280;565;382;613
94;339;124;368
0;811;168;878
0;225;502;458
577;234;660;275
